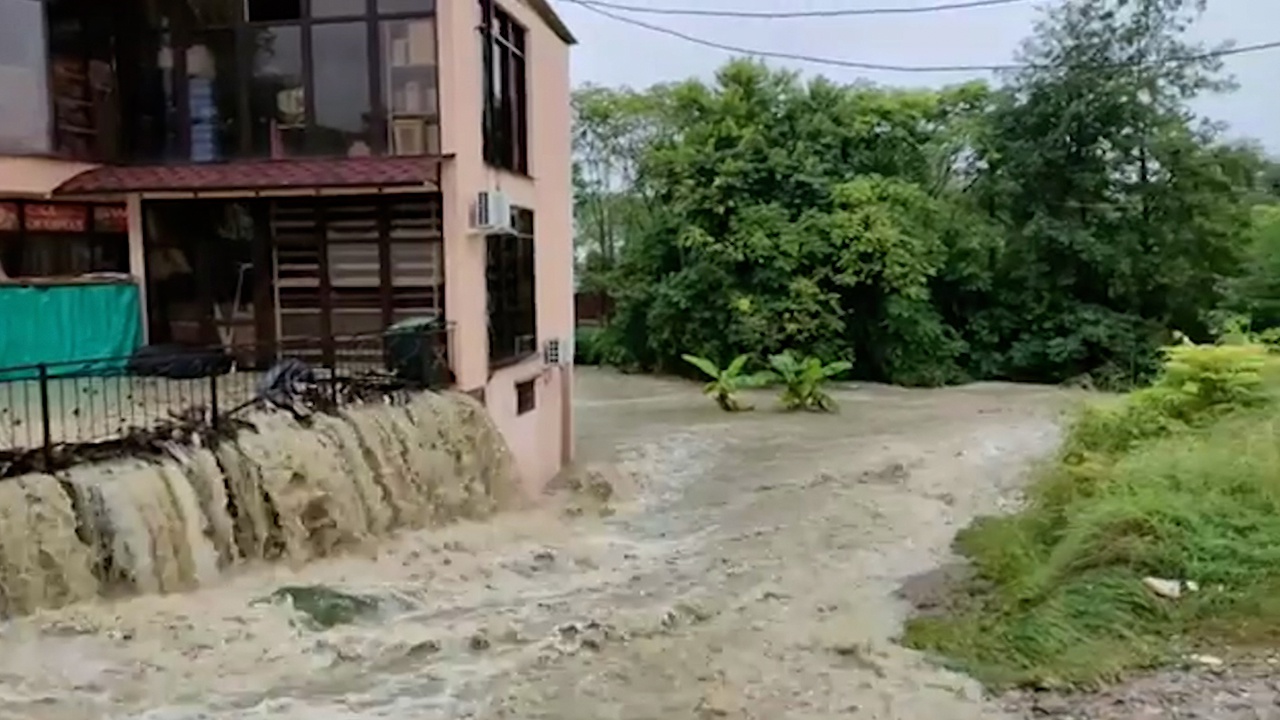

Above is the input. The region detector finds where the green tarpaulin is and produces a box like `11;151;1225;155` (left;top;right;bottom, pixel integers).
0;282;143;380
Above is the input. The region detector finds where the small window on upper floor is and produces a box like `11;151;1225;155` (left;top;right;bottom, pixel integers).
247;0;302;23
516;378;536;415
480;0;528;174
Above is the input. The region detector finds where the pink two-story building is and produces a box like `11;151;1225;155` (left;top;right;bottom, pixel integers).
0;0;576;495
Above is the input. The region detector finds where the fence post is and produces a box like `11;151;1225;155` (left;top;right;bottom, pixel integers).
37;363;51;467
209;371;219;428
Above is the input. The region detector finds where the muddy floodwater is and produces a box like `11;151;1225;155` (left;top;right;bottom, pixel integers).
0;369;1075;719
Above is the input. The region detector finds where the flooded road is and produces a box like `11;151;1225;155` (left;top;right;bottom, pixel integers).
0;369;1074;719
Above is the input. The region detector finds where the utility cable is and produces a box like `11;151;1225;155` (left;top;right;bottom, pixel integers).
563;0;1280;74
567;0;1028;19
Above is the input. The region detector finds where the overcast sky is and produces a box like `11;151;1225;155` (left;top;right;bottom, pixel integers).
552;0;1275;151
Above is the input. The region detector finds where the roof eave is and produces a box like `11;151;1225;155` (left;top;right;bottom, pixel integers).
526;0;577;45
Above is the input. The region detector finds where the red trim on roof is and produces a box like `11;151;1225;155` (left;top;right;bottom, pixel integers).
54;156;442;195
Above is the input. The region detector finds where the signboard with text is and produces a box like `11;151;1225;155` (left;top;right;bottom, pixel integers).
93;205;128;233
24;203;88;233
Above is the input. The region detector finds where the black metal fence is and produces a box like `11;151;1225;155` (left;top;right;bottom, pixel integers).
0;324;452;476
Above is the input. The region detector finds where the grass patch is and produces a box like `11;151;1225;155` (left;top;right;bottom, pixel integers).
903;340;1280;689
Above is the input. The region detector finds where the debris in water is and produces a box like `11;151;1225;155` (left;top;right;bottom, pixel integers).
255;359;319;419
468;631;492;651
260;584;381;630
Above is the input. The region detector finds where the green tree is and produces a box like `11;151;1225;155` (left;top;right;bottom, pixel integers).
578;0;1260;388
572;85;671;288
966;0;1251;384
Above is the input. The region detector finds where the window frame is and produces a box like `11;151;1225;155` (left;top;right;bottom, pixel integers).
486;206;536;367
0;200;129;279
241;0;439;159
48;0;441;163
515;378;535;415
480;0;528;174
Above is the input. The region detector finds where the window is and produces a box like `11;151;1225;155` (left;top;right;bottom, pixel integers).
481;1;528;173
188;30;240;162
0;202;127;279
41;0;441;165
310;0;366;18
247;0;301;23
311;22;372;155
487;207;536;365
45;0;120;162
516;378;535;415
249;25;305;157
381;17;439;156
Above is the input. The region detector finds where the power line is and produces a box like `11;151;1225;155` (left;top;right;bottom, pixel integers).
567;0;1028;19
564;0;1280;74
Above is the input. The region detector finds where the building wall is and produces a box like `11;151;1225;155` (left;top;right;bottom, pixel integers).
438;0;574;498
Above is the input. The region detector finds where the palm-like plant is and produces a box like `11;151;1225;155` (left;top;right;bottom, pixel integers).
766;351;853;412
682;353;772;412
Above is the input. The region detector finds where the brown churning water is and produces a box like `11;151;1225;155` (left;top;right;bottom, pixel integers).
0;391;517;618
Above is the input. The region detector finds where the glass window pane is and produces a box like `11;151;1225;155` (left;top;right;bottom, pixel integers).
187;30;240;162
310;0;367;17
377;0;434;14
188;0;243;27
311;22;372;156
247;0;302;23
249;26;306;157
0;0;50;154
381;18;437;156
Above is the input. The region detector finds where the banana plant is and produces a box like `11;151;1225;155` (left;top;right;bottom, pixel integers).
681;353;773;412
766;351;853;412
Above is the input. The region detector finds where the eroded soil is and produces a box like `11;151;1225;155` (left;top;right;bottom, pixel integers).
0;370;1083;719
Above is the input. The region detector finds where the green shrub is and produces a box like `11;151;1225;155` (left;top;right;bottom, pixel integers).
575;326;605;365
765;351;853;412
682;353;773;412
904;340;1280;688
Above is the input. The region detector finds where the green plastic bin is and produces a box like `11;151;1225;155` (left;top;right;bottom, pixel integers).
382;315;446;386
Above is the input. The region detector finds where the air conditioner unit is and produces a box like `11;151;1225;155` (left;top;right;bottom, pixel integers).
474;190;514;234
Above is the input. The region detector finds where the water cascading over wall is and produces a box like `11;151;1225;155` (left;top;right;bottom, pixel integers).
0;391;518;617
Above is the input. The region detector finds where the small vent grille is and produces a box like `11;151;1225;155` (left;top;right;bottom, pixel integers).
543;338;563;366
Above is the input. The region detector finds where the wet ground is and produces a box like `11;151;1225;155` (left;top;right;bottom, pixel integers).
0;368;1082;719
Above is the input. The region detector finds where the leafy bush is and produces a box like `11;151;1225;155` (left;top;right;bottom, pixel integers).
905;341;1280;688
681;353;772;412
765;351;853;412
575;326;605;365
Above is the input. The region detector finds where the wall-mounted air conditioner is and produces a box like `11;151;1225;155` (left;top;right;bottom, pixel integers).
474;189;514;234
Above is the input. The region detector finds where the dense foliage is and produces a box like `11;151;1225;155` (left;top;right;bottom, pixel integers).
572;0;1277;387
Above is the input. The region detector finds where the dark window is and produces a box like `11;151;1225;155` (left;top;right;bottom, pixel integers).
10;235;127;277
487;207;536;365
311;22;372;155
516;378;535;415
247;0;302;23
45;0;121;162
0;203;127;279
311;0;367;18
249;25;306;157
481;1;528;173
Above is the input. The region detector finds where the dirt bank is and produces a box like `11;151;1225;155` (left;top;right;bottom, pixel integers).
0;370;1075;719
